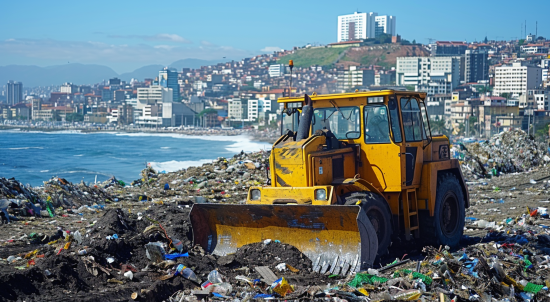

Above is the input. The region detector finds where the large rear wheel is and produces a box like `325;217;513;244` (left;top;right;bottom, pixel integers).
420;173;465;247
344;191;392;256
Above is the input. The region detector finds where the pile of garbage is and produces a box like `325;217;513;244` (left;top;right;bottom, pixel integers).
38;176;116;208
125;150;270;204
0;176;118;224
455;129;550;178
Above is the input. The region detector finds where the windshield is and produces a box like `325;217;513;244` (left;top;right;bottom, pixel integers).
281;108;300;135
312;106;361;139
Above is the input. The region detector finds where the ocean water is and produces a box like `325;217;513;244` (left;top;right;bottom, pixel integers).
0;130;272;186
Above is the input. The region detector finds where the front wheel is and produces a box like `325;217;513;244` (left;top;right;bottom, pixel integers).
420;173;465;247
344;191;392;256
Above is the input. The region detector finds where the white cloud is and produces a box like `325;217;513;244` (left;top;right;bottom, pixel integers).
200;40;217;47
108;33;192;44
261;46;283;52
154;34;189;43
154;45;176;50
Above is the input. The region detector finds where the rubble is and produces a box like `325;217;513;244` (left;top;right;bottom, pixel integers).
455;129;550;178
1;146;550;301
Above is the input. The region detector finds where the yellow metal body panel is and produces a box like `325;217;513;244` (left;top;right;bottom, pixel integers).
271;136;326;187
278;90;427;103
247;186;333;205
312;156;333;185
361;143;402;192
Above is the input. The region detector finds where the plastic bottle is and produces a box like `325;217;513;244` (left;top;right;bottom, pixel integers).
208;270;224;284
212;283;233;296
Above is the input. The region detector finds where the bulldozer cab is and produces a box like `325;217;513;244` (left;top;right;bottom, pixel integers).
277;91;433;194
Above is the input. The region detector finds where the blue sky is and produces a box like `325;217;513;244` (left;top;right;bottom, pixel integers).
1;0;548;73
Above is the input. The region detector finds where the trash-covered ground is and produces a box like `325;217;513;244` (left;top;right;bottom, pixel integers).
454;129;550;179
2;132;550;301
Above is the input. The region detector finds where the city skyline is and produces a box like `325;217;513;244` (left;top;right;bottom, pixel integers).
1;0;548;73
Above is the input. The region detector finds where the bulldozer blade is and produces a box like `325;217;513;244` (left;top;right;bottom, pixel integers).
190;204;378;274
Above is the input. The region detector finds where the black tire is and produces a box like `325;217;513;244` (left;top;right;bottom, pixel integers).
343;191;392;256
419;173;465;248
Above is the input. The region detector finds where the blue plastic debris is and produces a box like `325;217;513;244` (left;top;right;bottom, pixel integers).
164;253;189;260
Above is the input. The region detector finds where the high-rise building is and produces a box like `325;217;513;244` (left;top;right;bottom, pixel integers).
493;62;543;96
60;82;77;94
337;66;375;92
268;64;286;77
6;81;23;105
136;85;173;107
464;49;489;83
374;15;396;37
159;67;180;102
337;12;377;42
396;56;462;94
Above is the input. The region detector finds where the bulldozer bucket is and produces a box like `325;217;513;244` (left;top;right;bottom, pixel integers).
190;204;378;275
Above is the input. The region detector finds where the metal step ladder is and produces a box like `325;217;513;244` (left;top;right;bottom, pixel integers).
402;189;420;240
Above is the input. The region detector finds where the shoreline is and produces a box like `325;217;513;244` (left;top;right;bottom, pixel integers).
0;124;279;143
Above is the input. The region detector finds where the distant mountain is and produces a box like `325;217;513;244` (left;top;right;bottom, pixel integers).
169;58;227;70
0;64;118;87
0;58;231;87
119;64;164;81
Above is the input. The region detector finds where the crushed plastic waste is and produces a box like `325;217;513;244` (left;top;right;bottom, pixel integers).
453;129;549;178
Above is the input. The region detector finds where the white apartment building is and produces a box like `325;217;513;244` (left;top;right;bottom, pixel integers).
60;83;77;94
493;62;543;96
520;44;549;54
337;12;377;42
374;15;396;37
268;64;286;77
248;100;259;120
519;89;550;110
228;99;244;120
136;86;173;109
396;56;461;89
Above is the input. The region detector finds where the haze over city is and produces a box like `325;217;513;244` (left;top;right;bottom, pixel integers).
1;0;548;72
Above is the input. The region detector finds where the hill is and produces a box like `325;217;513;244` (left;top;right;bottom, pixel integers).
339;44;430;68
0;64;119;87
277;44;430;69
119;65;164;81
2;59;232;87
276;47;349;67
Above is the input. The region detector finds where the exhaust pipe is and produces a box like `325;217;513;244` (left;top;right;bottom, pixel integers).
296;94;313;140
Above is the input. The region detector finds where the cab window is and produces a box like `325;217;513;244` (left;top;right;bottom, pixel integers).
364;105;390;144
312;106;361;139
281;108;300;134
388;98;402;143
400;98;425;142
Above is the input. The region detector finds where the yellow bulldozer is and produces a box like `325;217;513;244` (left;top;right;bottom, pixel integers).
190;90;469;275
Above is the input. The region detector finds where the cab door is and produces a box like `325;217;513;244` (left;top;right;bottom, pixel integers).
398;96;426;187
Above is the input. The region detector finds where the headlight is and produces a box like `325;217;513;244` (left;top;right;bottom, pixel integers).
315;189;327;201
250;189;261;200
439;144;450;159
